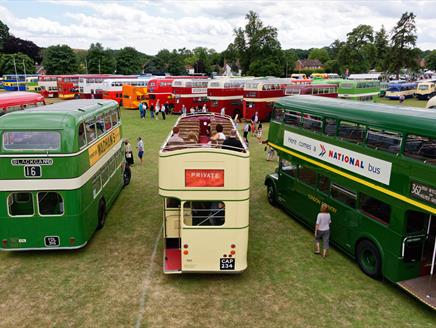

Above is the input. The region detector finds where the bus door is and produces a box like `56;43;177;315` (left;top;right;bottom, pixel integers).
399;212;436;309
277;159;300;211
163;198;182;273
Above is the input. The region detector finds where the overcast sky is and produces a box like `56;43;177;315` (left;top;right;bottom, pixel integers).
1;0;435;54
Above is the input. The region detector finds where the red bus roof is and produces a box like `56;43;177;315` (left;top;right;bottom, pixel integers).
0;92;45;108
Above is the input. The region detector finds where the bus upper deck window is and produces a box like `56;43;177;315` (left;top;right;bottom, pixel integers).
8;193;34;216
366;129;402;153
38;192;64;216
283;111;301;126
85;119;97;143
338;121;365;143
404;135;436;165
78;123;86;148
302;115;322;132
183;201;225;226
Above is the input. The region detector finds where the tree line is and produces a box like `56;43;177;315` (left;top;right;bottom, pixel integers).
0;11;435;77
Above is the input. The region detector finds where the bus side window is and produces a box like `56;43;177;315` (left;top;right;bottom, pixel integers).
78;122;87;148
338;121;365;143
184;201;225;226
318;174;330;194
298;165;317;187
302;115;322;132
324;118;337;136
96;115;104;136
104;114;112;131
360;193;390;224
366;129;402;153
331;184;356;208
283;111;301;126
7;192;34;216
405;210;429;234
38;192;64;216
404;134;436;165
85;119;97;143
111;111;118;126
280;159;297;177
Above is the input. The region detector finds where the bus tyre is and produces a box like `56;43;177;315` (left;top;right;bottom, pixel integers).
97;200;106;230
266;183;277;206
74;94;80;99
356;240;382;279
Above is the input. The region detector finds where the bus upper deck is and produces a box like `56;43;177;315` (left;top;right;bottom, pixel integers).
159;113;249;273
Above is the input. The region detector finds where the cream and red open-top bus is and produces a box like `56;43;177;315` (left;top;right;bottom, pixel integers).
159;113;250;273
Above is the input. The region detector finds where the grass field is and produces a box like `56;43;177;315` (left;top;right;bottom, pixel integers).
0;100;435;327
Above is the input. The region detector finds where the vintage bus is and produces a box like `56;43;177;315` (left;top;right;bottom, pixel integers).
415;81;436;100
338;80;381;101
172;78;209;114
426;96;436;109
38;75;61;98
57;75;81;99
242;78;293;122
0;91;45;113
2;74;29;91
285;84;338;98
290;74;307;80
265;96;436;309
0;99;126;250
121;84;147;110
385;82;417;100
25;76;40;92
78;75;124;99
102;78;147;105
310;73;328;80
207;78;255;118
159;113;249;273
146;78;175;109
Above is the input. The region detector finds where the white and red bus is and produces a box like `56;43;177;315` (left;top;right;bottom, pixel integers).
284;84;338;98
172;78;209;114
78;75;136;99
147;78;175;109
242;79;293;122
0;91;45;113
207;78;256;118
38;75;61;98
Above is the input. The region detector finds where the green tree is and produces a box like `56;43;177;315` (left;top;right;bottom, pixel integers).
337;24;375;74
374;26;389;72
0;20;10;50
0;52;35;75
426;50;436;71
308;48;330;64
86;43;116;74
42;45;79;74
116;47;143;75
388;12;419;78
228;11;282;75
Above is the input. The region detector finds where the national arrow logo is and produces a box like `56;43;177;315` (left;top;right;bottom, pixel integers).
319;144;326;157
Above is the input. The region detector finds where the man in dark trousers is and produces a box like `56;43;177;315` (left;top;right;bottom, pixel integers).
222;129;244;152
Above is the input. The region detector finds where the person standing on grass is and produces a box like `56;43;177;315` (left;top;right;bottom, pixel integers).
161;103;166;120
137;137;144;164
243;121;251;145
182;104;187;115
124;139;134;166
155;100;160;120
138;102;144;119
314;203;331;258
150;104;155;119
143;101;148;118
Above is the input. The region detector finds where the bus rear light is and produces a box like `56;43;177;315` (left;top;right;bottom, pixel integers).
183;250;189;255
69;237;75;245
2;239;7;247
230;250;236;255
231;244;236;249
183;244;189;249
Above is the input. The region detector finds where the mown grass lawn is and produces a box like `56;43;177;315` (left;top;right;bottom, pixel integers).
0;102;435;327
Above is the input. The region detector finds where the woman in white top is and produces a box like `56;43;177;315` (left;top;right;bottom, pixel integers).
210;124;226;142
314;203;331;258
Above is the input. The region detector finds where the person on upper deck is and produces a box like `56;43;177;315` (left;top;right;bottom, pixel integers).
222;129;244;152
168;127;184;143
211;124;226;141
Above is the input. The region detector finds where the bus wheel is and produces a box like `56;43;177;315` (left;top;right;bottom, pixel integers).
356;240;382;279
74;94;80;99
266;182;277;206
97;199;106;230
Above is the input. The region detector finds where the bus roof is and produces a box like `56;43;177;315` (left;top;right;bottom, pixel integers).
275;95;436;137
0;99;117;130
0;92;44;108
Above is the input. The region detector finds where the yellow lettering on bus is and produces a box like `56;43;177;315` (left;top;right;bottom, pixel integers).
88;127;121;166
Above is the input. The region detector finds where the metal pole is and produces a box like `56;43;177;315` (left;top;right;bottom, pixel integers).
98;59;101;74
13;57;19;92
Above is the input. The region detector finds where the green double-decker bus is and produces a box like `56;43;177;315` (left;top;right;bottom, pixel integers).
265;96;436;309
338;80;380;102
0;99;126;250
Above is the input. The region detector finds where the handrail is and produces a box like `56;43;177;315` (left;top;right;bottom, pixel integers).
400;234;427;259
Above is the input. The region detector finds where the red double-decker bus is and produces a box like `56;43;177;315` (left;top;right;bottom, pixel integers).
57;75;80;99
242;79;293;122
172;78;209;114
284;84;338;98
146;78;175;109
102;78;148;105
38;75;61;98
207;78;255;118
